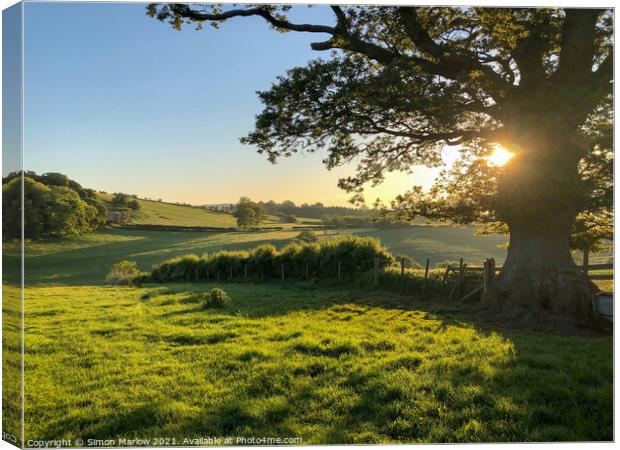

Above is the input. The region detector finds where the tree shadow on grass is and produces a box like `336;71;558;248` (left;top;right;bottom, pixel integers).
32;282;612;443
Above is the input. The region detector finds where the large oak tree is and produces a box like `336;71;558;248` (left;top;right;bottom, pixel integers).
149;5;613;322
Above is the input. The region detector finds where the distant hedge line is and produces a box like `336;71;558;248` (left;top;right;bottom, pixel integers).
150;235;393;283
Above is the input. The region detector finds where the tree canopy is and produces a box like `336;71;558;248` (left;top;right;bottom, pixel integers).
234;197;265;229
3;176;107;239
149;5;612;243
149;5;613;320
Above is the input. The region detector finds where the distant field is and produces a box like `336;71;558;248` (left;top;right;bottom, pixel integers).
349;227;508;266
97;194;321;229
13;283;612;443
100;195;237;228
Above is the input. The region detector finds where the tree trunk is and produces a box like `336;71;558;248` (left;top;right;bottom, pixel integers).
481;143;597;323
481;216;595;322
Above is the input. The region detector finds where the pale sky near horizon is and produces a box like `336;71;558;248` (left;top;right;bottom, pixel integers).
19;2;450;206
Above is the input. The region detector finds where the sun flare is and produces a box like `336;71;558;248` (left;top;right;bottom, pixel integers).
487;145;514;167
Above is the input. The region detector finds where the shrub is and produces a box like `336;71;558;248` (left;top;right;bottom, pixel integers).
248;244;278;279
151;254;200;282
206;250;248;278
106;260;147;285
393;255;422;269
149;235;392;283
317;235;392;279
296;230;318;243
204;288;230;308
435;260;461;269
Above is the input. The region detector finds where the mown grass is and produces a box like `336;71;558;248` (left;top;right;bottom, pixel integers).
19;282;611;444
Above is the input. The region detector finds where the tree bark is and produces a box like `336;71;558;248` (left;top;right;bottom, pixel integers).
481;216;595;322
481;143;597;323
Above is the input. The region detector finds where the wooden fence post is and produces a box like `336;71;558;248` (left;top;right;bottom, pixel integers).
217;271;220;282
281;263;285;281
206;270;209;282
488;258;496;282
583;245;590;274
449;258;464;300
422;258;430;295
443;266;451;287
229;266;233;281
457;258;464;298
244;264;248;279
338;261;341;282
483;259;490;292
373;257;379;285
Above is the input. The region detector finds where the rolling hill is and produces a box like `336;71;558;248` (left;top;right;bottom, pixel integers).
98;194;320;229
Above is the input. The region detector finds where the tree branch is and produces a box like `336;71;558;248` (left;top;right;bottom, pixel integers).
168;4;336;34
510;11;550;89
397;7;510;96
553;9;602;83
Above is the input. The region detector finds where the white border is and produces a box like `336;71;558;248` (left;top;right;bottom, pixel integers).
0;2;616;450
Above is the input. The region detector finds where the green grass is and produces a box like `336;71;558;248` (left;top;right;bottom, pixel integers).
15;282;611;443
2;284;22;442
3;224;612;443
342;226;510;265
121;198;237;228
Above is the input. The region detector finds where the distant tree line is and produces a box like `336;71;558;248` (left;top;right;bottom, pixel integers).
259;200;375;219
2;171;107;239
232;197;416;230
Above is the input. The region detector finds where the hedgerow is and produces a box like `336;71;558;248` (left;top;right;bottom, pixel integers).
129;235;477;297
150;235;393;282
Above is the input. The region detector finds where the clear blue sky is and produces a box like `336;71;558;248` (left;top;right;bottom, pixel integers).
21;2;439;205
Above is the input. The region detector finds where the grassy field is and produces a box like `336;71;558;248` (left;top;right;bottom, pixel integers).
126;199;237;227
98;194;321;229
96;194;238;228
14;282;612;443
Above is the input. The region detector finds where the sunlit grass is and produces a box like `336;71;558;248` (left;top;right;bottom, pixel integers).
19;283;612;443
